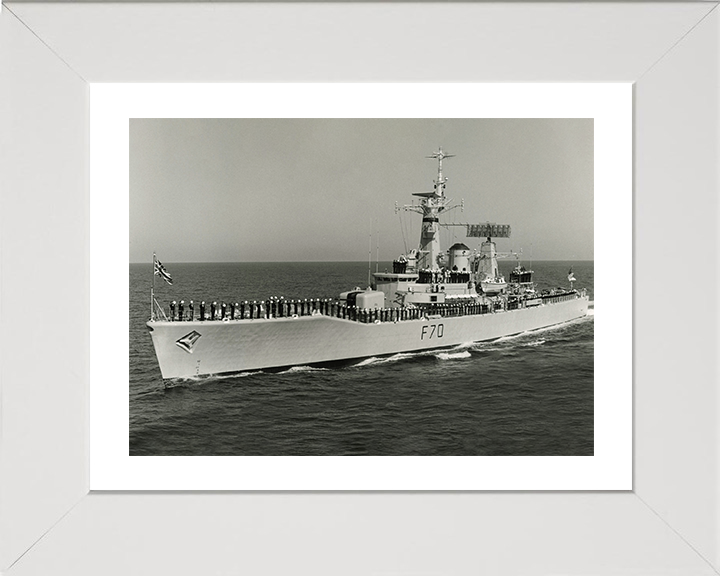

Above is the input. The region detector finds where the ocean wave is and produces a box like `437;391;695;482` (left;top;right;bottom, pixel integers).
477;331;532;347
353;349;443;368
470;318;591;352
449;342;474;351
281;365;330;374
214;371;264;379
230;371;265;378
163;378;195;389
354;356;380;367
436;351;472;360
164;370;265;387
354;353;416;367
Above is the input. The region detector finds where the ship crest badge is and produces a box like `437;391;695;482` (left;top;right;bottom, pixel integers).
176;331;202;353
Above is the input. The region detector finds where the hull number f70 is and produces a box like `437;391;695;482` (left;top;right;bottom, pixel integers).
421;323;444;340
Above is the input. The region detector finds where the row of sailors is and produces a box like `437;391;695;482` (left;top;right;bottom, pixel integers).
168;297;337;321
166;298;514;323
539;292;579;304
417;269;472;285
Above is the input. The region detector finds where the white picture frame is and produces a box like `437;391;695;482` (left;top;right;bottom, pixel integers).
1;2;719;574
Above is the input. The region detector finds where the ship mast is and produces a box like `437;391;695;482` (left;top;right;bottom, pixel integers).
399;148;510;281
405;147;455;270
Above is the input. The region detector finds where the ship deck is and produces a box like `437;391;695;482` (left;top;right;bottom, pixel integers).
157;290;584;325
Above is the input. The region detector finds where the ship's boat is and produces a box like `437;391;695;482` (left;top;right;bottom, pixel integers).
146;149;589;379
480;276;508;295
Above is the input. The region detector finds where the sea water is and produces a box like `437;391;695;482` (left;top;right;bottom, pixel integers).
130;261;593;456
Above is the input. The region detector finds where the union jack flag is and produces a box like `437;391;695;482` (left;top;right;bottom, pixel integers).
154;258;173;285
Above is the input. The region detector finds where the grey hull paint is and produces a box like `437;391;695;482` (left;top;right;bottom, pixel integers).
147;296;589;379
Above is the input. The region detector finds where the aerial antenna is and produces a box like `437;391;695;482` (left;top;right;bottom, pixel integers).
367;219;372;288
530;242;533;272
396;202;409;253
376;226;380;274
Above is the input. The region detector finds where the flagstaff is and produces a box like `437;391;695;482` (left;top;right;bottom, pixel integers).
151;253;173;321
151;252;156;321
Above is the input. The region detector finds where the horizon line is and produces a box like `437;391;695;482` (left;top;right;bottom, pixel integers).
130;258;595;265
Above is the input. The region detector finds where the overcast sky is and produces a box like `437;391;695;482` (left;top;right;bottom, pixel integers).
130;118;593;263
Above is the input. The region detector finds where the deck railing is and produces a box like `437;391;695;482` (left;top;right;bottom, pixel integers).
161;290;585;323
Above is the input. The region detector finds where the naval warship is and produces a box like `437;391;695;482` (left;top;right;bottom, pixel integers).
146;149;590;379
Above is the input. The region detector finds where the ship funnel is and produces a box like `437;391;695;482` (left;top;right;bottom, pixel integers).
449;242;471;272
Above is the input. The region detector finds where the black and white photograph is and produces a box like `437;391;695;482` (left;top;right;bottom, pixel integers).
129;118;594;457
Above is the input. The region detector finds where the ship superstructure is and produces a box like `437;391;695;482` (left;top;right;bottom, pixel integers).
146;150;589;379
372;147;515;308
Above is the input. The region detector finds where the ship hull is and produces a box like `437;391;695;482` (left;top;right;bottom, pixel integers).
146;296;589;379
